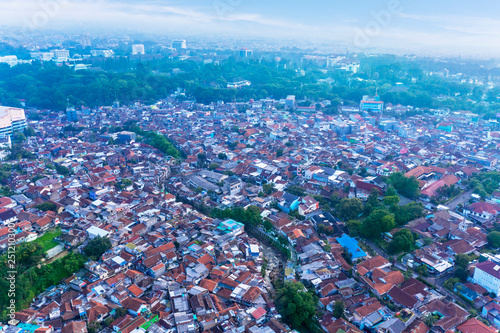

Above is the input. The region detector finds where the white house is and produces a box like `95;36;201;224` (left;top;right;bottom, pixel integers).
87;225;110;239
472;260;500;296
464;202;499;222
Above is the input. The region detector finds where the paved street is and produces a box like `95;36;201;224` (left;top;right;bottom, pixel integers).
446;189;473;209
363;239;388;259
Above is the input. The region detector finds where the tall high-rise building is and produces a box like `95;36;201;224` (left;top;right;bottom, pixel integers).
80;34;92;48
0;106;27;137
171;39;187;50
66;107;78;122
132;44;145;55
240;48;253;57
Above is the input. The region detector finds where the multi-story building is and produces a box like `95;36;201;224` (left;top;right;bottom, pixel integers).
132;44;145;55
239;48;253;57
52;49;70;58
66;108;78;122
30;52;54;61
171;39;187;50
360;95;384;113
90;49;115;57
80;34;92;47
472;260;500;296
285;95;296;110
0;106;27;137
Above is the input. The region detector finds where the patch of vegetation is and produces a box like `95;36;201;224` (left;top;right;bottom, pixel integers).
84;236;112;261
275;282;318;329
33;228;62;252
35;202;57;212
0;250;86;321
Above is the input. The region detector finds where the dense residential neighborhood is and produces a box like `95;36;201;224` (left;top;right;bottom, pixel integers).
0;11;500;331
0;88;500;333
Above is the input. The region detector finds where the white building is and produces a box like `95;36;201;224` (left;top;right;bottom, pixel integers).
132;44;145;55
52;49;70;58
0;55;19;66
0;106;27;137
87;225;110;239
464;202;499;222
472;260;500;296
91;49;115;57
31;52;54;61
172;39;187;50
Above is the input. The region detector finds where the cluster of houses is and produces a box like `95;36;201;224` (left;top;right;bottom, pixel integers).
2;94;500;333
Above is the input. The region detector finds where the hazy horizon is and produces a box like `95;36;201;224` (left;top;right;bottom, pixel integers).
1;0;500;58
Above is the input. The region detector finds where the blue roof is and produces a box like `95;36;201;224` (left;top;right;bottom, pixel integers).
17;323;40;333
336;234;367;259
218;219;244;232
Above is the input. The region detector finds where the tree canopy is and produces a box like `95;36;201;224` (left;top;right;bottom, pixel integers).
388;229;416;254
36;202;57;212
275;282;318;328
388;172;421;199
391;202;425;225
361;209;395;238
211;205;263;227
336;198;364;221
488;231;500;248
84;236;112;260
454;254;470;282
333;300;345;319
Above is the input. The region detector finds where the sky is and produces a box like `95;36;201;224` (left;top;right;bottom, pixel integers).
1;0;500;57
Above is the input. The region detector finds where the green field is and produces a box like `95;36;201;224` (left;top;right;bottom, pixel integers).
33;228;62;252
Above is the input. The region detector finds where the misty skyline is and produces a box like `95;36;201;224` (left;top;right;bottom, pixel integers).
2;0;500;57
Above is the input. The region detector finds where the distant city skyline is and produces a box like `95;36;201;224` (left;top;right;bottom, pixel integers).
1;0;500;57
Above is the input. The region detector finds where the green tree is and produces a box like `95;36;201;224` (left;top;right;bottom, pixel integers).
24;127;36;137
88;321;101;333
262;183;275;195
218;152;227;160
263;220;274;231
385;186;397;197
454;254;470;282
36;202;57;212
361;209;395;238
197;153;206;167
366;188;380;209
104;316;114;327
488;231;500;248
275;282;317;328
208;163;219;170
336;198;364;220
391;202;424;225
12;131;26;142
55;164;70;176
384;195;400;206
341;247;353;265
388;229;415;254
416;264;429;277
388;172;420;198
346;219;362;237
84;236;112;261
333;300;345;318
277;148;284;157
424;314;439;327
114;307;127;318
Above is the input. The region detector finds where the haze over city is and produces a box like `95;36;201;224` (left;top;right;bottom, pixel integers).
1;0;500;57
